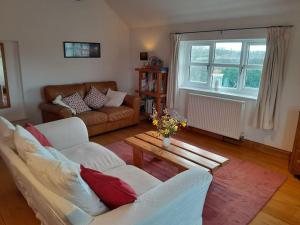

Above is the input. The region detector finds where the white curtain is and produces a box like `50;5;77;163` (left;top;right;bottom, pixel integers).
166;33;182;109
252;27;291;130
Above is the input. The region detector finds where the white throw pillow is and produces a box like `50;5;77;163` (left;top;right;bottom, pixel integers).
0;117;16;150
26;153;108;216
104;89;127;107
53;95;76;115
14;125;53;162
46;146;78;166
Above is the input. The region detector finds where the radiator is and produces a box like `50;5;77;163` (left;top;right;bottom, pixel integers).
187;94;246;140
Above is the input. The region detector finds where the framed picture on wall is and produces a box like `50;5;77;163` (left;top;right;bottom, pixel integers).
63;42;101;58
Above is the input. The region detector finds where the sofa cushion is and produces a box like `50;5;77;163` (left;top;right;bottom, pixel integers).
60;142;125;172
24;123;53;147
104;165;162;196
77;111;108;126
14;125;53;162
0;116;16;150
53;95;76;115
26;153;108;216
62;92;91;114
84;81;117;93
80;165;137;209
44;83;86;103
84;86;107;109
104;89;127;107
98;106;134;122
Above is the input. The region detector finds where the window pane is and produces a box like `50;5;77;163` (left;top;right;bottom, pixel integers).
213;67;239;88
189;66;208;83
191;46;210;63
245;68;262;88
214;42;242;64
248;45;266;65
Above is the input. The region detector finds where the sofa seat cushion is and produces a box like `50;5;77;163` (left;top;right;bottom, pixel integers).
104;165;162;196
98;106;134;122
77;111;108;126
61;142;125;172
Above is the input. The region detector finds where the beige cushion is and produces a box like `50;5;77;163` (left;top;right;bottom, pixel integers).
98;106;134;122
104;89;126;107
77;111;108;126
60;142;125;172
0;117;16;150
14;125;53;162
26;153;108;216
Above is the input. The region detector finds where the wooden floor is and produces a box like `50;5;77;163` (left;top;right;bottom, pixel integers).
1;121;300;225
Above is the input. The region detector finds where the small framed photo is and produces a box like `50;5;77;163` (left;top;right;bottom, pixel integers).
63;42;101;58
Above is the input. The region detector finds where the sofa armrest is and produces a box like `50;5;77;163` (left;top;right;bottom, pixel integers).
90;168;212;225
123;95;140;123
35;118;89;150
40;103;73;118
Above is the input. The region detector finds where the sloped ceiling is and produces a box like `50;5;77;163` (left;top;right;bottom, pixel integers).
105;0;300;28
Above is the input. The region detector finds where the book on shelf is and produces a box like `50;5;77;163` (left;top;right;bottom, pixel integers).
144;98;155;114
140;71;167;94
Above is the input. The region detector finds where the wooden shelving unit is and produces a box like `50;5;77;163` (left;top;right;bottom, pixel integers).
135;68;168;117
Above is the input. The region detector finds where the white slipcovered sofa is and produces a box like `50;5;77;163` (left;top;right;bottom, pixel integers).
0;117;212;225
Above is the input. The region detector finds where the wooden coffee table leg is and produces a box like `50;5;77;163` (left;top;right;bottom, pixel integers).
133;147;144;169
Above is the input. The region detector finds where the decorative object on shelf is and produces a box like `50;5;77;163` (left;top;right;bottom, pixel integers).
140;52;149;67
148;56;163;69
63;42;101;58
151;108;187;147
140;52;148;61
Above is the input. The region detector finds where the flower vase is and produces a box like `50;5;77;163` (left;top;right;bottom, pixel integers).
163;137;170;147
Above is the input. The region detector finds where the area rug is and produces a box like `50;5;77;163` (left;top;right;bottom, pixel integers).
106;141;287;225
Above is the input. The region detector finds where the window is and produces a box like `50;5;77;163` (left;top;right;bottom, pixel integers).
180;39;266;98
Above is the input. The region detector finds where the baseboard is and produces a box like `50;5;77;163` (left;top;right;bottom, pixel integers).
187;126;291;157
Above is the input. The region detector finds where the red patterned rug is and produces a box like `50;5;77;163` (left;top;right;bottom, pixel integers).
106;141;287;225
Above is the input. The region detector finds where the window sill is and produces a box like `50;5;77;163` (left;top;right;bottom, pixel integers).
179;86;257;101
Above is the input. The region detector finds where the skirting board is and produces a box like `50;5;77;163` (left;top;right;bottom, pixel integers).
187;126;291;158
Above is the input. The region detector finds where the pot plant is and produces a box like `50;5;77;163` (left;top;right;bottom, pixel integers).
151;108;187;147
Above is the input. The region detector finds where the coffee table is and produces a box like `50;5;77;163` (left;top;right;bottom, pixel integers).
125;131;229;173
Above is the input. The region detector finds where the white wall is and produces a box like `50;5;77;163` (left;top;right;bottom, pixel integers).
0;0;130;123
130;12;300;151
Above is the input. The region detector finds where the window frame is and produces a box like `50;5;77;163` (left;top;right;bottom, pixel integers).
181;39;266;98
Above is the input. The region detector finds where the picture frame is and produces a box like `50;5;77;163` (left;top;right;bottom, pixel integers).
63;42;101;58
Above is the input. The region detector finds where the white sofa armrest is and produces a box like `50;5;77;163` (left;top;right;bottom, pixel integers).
35;117;89;150
90;168;212;225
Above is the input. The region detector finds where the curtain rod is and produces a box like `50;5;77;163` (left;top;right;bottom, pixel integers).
172;25;293;35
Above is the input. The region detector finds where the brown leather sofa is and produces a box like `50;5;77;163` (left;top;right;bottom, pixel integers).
39;81;140;137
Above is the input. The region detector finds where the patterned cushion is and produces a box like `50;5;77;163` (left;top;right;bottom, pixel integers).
62;92;91;114
84;86;107;109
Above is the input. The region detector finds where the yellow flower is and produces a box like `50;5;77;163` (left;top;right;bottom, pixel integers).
174;126;178;131
152;119;158;126
181;121;187;127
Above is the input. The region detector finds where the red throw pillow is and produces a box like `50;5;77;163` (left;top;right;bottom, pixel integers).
80;165;137;209
24;123;53;147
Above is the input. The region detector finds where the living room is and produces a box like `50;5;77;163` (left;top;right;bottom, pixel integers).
0;0;299;225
